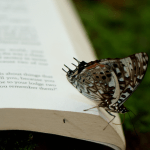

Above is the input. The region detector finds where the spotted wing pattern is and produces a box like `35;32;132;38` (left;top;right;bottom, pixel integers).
99;52;148;107
63;52;148;114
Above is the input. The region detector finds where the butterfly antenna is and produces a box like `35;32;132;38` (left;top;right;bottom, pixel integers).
64;64;71;70
113;113;125;125
73;57;80;63
127;112;139;139
62;68;67;73
126;107;137;117
72;63;77;67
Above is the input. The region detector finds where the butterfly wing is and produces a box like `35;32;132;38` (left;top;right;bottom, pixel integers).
99;52;148;107
64;52;148;109
66;61;118;105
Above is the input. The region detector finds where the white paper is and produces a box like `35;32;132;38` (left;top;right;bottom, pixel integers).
0;0;99;116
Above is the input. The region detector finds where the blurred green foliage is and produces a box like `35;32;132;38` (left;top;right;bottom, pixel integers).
72;0;150;132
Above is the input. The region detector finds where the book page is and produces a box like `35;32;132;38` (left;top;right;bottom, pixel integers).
0;0;100;115
0;1;125;149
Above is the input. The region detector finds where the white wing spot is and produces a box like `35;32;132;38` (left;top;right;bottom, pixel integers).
88;83;93;87
119;78;124;81
116;68;121;74
118;100;121;103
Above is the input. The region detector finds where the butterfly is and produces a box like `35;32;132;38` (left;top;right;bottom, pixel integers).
62;52;148;129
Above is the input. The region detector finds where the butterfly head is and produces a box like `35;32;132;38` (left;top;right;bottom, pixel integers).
62;58;87;82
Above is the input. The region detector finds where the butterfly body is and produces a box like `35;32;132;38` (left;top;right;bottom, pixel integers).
63;53;148;117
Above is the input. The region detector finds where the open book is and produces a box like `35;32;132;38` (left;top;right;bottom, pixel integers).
0;0;125;149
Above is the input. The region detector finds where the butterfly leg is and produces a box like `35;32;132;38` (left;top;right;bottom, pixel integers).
83;106;98;111
113;113;125;125
103;110;116;130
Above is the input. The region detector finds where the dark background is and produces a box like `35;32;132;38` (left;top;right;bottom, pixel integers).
0;0;150;149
